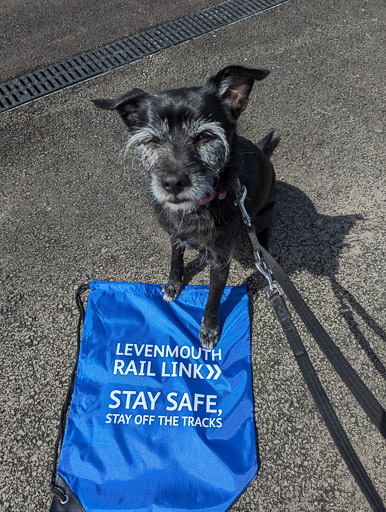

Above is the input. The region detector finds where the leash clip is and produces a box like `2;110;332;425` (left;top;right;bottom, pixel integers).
235;178;281;298
254;250;282;299
235;182;252;227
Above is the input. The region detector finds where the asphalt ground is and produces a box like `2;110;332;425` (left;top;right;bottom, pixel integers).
0;0;216;82
1;0;385;511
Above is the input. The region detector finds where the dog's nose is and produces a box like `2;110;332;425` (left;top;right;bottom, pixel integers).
161;174;190;195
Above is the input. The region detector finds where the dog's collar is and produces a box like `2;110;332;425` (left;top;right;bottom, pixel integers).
185;190;227;215
198;190;227;205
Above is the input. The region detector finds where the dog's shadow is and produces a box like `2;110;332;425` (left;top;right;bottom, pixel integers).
184;180;385;378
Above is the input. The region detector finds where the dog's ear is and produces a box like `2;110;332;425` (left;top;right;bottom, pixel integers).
205;65;269;120
92;88;149;128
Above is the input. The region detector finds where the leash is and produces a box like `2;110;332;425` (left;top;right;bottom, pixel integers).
235;181;386;512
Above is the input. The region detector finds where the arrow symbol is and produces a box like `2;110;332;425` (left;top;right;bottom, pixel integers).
206;364;214;379
206;364;222;380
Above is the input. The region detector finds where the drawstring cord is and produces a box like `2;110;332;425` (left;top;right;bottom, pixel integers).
50;283;90;504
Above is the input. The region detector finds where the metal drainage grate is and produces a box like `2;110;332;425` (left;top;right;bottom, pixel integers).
0;0;288;113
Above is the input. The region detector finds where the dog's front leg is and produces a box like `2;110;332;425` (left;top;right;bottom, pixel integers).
162;242;185;302
200;262;230;350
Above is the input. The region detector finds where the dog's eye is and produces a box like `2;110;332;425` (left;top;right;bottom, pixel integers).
194;132;215;144
144;137;161;146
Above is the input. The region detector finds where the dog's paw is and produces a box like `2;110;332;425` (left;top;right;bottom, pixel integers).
199;323;220;350
162;278;183;302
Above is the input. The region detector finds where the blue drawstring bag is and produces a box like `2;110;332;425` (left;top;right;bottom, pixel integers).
50;280;258;512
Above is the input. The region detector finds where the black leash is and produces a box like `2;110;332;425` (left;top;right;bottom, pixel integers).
236;182;386;512
50;283;90;504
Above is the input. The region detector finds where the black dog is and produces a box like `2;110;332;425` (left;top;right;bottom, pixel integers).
93;65;276;349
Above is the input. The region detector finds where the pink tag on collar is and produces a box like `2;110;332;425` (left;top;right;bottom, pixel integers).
198;190;227;205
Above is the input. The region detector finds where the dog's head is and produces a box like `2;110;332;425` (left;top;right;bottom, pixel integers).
93;65;269;212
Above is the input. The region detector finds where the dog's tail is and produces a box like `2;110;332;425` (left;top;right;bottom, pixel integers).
257;130;280;158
